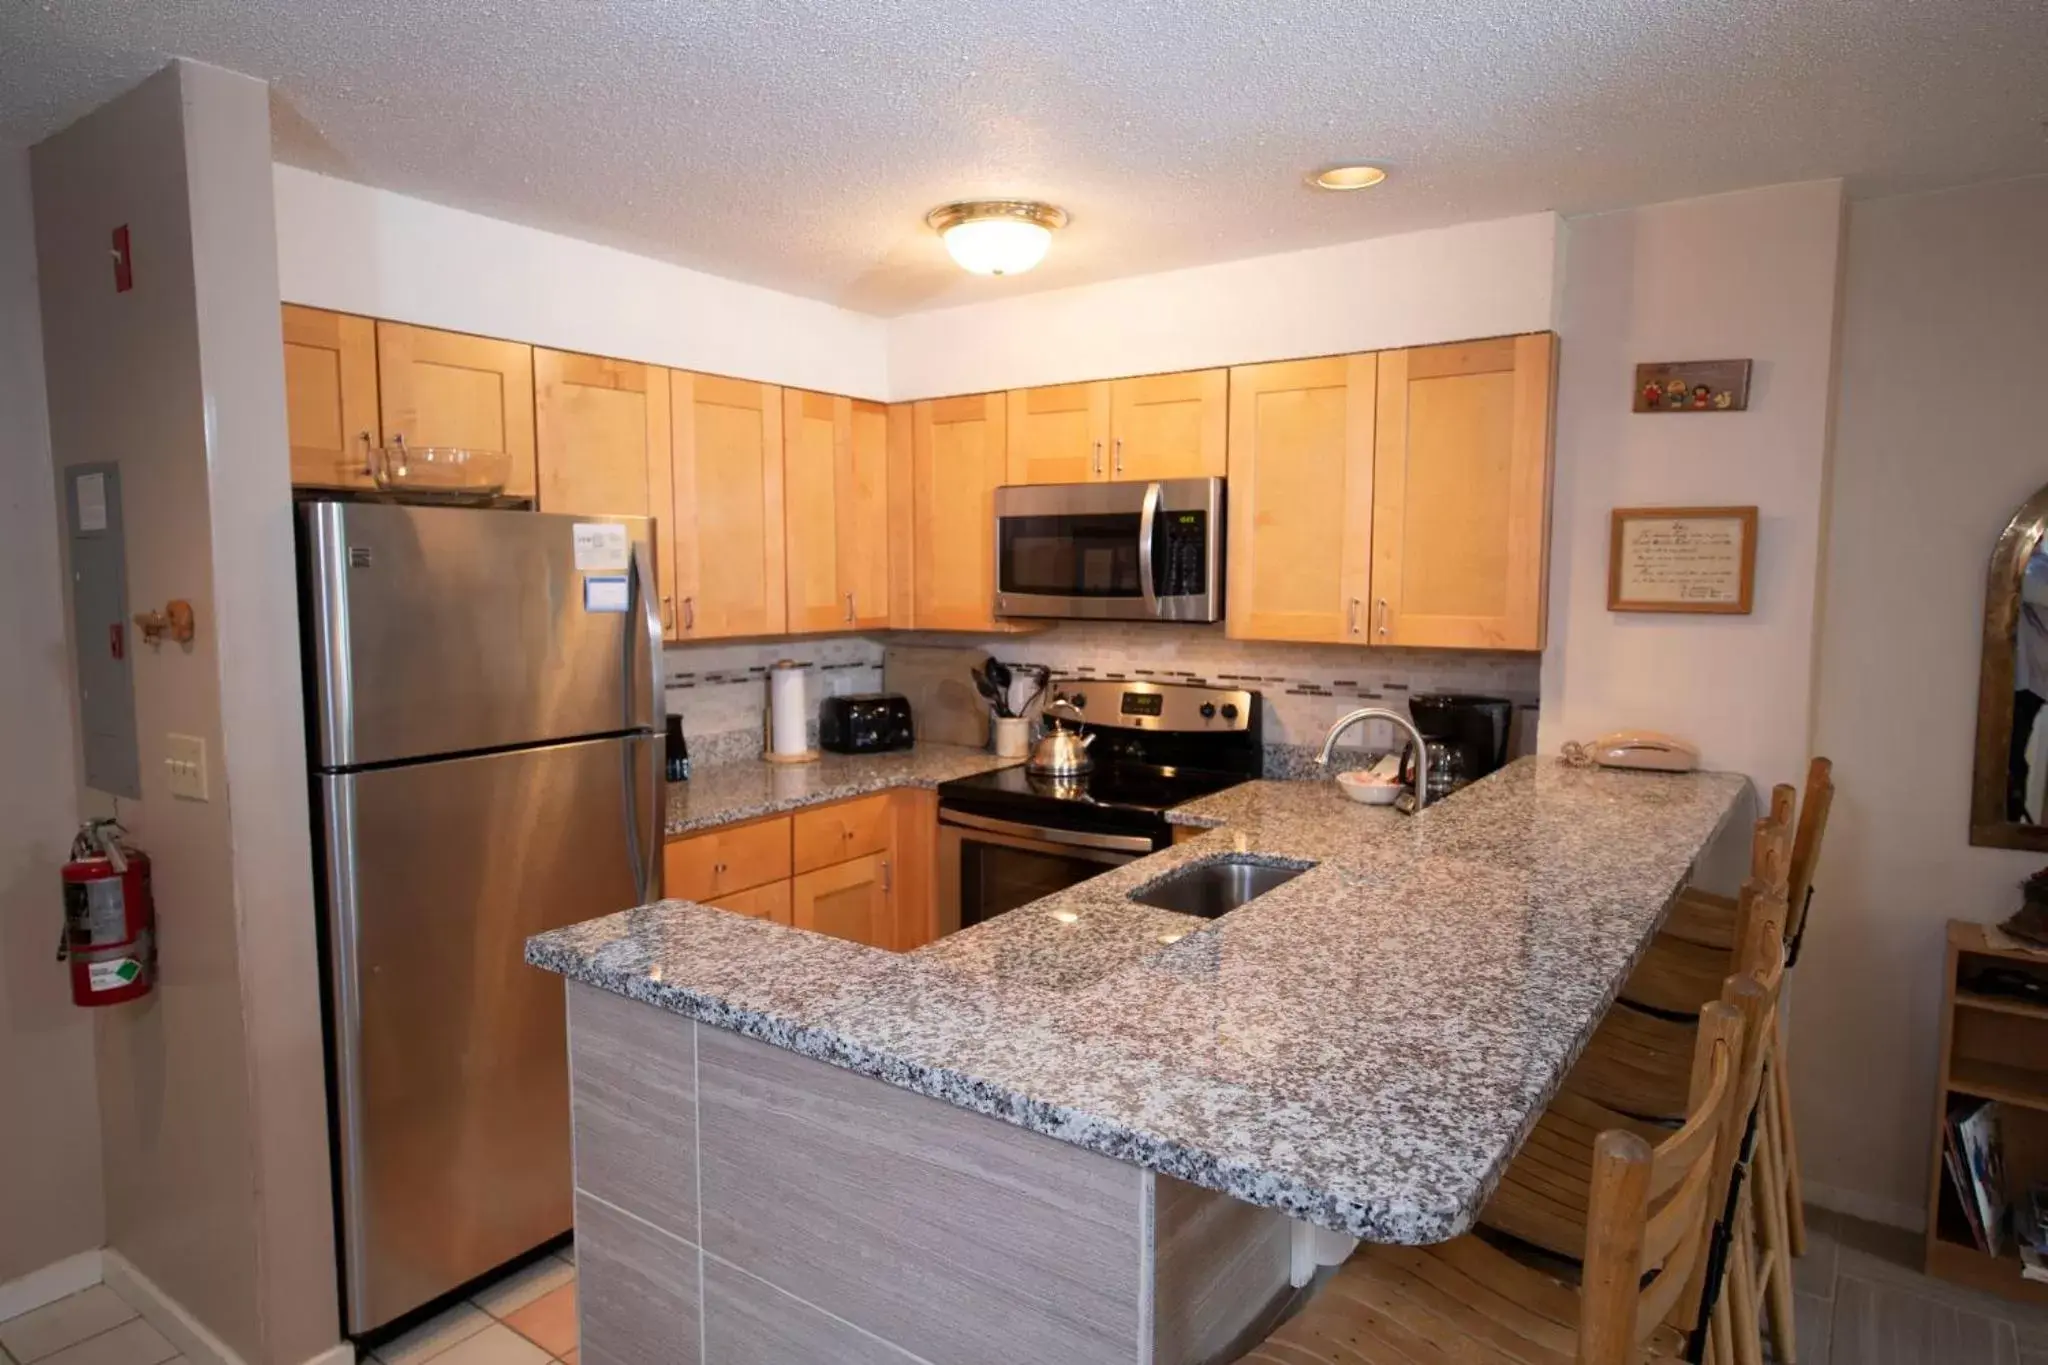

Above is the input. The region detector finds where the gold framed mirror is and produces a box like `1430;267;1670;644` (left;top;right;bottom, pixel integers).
1973;481;2048;849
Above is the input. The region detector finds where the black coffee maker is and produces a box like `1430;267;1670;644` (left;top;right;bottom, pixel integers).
1405;694;1514;801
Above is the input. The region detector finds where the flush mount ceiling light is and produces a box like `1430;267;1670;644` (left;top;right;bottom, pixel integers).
925;200;1069;276
1310;164;1389;191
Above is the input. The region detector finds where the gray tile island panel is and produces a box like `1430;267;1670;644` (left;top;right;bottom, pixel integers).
535;758;1751;1246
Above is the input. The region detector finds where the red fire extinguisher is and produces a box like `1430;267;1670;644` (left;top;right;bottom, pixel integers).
58;818;155;1007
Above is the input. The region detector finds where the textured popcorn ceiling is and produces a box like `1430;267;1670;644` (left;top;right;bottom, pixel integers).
3;0;2045;313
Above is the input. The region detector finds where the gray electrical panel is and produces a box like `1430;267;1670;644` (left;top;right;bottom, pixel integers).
64;463;141;798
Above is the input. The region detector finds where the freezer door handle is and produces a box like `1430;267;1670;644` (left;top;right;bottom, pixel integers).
625;546;664;904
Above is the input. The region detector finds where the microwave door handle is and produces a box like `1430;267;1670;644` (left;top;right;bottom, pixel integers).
1137;481;1161;616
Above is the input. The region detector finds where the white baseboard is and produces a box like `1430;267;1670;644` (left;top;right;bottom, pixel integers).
102;1252;247;1365
101;1252;356;1365
1802;1179;1926;1233
0;1250;103;1322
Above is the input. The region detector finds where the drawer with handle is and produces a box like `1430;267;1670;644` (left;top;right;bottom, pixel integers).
792;793;893;874
709;880;793;925
663;815;793;902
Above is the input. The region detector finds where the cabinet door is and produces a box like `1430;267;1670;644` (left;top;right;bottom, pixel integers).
709;881;793;925
671;372;785;639
790;852;891;948
376;322;537;499
1373;333;1555;651
911;394;1007;631
1006;382;1110;484
885;404;917;627
535;348;676;632
282;305;380;488
1108;370;1226;481
844;400;893;630
783;389;852;634
1226;356;1377;643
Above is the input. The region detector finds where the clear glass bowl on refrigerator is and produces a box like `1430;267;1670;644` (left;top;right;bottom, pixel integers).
372;437;511;500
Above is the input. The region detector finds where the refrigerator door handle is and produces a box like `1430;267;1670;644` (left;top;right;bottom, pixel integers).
625;543;664;903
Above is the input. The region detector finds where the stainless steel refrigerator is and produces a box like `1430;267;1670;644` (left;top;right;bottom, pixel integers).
299;500;663;1334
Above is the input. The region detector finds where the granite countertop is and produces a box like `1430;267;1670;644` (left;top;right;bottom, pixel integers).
532;757;1749;1245
664;743;1018;835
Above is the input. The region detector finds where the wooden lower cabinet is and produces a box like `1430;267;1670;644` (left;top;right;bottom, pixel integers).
790;852;892;946
709;880;792;924
664;790;937;951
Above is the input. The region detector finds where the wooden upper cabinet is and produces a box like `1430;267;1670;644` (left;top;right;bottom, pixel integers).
1372;333;1556;651
534;348;676;630
1108;369;1227;481
1006;382;1110;484
376;322;537;500
885;404;917;628
911;394;1007;631
671;371;785;639
783;391;892;634
1226;356;1377;643
282;306;379;488
845;400;892;630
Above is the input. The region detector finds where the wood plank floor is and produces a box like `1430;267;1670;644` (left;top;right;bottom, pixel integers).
1793;1208;2048;1363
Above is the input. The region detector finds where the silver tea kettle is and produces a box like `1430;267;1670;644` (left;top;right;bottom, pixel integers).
1027;699;1096;776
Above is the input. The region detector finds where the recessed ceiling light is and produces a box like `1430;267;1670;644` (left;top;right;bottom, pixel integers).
1310;165;1389;192
925;200;1069;276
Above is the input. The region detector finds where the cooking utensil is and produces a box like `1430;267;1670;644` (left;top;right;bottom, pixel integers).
1027;699;1096;776
970;665;1007;717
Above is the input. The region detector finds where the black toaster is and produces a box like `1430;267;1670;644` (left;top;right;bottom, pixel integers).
819;693;915;754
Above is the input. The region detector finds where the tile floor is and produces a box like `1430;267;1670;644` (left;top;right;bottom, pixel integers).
0;1246;579;1365
9;1212;2048;1363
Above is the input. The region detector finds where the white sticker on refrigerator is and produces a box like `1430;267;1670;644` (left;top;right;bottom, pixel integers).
583;575;629;613
572;523;630;572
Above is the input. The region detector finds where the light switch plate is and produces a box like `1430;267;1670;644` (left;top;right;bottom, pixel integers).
165;733;208;801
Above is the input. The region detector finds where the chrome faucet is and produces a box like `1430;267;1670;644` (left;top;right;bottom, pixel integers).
1315;707;1430;814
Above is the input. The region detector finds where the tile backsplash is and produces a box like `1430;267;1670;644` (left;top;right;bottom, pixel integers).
900;621;1539;754
668;623;1539;771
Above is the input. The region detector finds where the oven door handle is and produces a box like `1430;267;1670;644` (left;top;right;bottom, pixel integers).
938;807;1158;854
1137;481;1162;617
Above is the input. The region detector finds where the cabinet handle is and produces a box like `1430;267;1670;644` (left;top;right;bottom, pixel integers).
1113;437;1124;476
1092;440;1104;477
1376;598;1389;639
1348;597;1361;636
880;859;892;893
358;431;376;478
661;595;675;630
845;592;856;624
714;861;727;874
683;596;695;631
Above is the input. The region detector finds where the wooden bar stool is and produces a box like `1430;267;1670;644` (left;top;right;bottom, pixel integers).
1479;879;1789;1364
1239;1000;1754;1365
1662;758;1833;1260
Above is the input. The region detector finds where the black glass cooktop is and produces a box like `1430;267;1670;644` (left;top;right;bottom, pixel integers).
936;761;1249;831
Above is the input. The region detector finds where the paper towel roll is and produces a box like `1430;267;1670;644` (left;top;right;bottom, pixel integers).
769;662;809;756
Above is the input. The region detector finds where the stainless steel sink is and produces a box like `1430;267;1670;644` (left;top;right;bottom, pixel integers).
1129;857;1314;919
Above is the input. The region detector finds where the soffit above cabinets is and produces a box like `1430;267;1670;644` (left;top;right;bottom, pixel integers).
5;0;2044;313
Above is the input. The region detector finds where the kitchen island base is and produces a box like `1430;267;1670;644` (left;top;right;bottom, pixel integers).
567;981;1297;1365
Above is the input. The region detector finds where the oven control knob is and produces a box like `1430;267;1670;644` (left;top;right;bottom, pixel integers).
1219;703;1239;721
1199;702;1216;719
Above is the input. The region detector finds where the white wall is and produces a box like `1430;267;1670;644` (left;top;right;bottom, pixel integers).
275;166;891;399
885;213;1561;398
0;145;104;1289
1798;175;2048;1230
35;62;337;1362
1536;181;1846;798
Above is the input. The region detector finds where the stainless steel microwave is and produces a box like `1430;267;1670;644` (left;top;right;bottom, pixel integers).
993;478;1224;622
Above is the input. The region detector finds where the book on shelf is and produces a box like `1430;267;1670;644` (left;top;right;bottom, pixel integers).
1944;1100;2008;1255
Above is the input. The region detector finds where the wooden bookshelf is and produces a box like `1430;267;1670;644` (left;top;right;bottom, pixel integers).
1927;920;2048;1306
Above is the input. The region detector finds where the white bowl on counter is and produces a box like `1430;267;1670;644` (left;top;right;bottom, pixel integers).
1335;769;1404;806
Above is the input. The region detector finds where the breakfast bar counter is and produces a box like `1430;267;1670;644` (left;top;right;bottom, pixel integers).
531;758;1750;1363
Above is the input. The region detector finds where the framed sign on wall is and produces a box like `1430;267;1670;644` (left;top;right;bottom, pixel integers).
1608;506;1758;615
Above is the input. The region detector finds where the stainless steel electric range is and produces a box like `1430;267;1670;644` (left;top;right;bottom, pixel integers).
936;679;1263;932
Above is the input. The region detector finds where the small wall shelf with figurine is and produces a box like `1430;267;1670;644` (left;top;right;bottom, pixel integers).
1926;920;2048;1305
